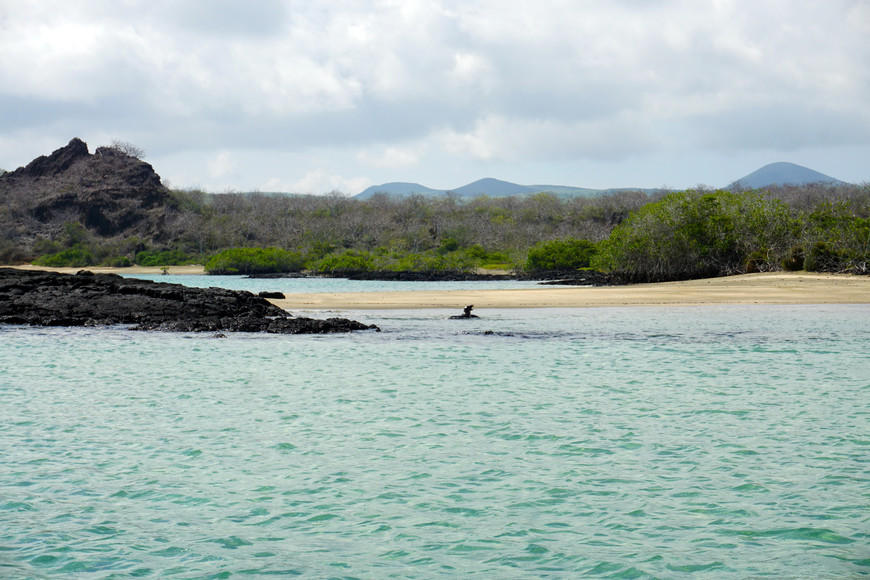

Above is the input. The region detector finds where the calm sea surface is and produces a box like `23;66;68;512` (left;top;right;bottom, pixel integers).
1;276;868;578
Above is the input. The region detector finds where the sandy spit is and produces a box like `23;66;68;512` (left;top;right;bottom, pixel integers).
267;272;870;310
8;266;869;310
8;264;206;275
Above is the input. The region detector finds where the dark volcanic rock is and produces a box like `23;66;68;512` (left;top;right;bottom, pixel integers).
245;271;518;281
19;137;91;177
0;268;379;334
535;270;620;286
340;269;620;285
342;270;517;282
258;291;285;299
246;270;619;285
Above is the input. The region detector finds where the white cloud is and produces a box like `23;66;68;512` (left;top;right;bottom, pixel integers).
285;169;371;195
207;151;236;180
356;145;420;169
0;0;868;189
438;114;653;162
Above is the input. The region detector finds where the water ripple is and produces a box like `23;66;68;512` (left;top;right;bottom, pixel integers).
1;305;869;577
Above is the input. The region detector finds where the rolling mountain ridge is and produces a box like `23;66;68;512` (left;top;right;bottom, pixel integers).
355;162;848;198
355;178;639;199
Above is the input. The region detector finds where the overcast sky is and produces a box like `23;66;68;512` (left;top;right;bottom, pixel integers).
1;1;868;194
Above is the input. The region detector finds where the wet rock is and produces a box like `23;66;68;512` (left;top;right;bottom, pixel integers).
0;268;379;334
258;291;285;299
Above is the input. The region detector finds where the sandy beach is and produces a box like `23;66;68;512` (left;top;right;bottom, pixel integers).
8;264;207;276
268;272;870;310
7;265;869;309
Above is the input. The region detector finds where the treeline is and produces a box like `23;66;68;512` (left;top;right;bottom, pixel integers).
593;185;870;281
160;188;649;260
13;181;870;281
21;188;651;271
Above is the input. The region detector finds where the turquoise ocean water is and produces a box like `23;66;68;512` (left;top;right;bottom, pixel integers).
1;276;868;578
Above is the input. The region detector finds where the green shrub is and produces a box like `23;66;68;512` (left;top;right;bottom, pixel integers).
205;247;304;275
804;242;845;272
310;250;376;273
801;201;869;273
593;189;797;282
309;247;478;274
135;248;194;266
388;250;473;273
61;222;89;246
462;244;511;267
33;245;96;267
437;237;460;254
525;238;597;272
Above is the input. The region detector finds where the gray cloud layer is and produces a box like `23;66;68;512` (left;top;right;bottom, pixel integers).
1;0;868;192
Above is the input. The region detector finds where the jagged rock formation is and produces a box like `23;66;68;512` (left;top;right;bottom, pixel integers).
0;268;379;334
0;138;170;247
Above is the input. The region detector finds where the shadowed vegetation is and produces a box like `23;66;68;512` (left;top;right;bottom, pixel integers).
593;186;869;281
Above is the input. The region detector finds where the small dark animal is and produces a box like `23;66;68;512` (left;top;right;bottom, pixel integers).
450;304;479;319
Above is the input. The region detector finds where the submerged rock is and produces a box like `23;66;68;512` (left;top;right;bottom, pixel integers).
0;268;379;334
258;291;285;299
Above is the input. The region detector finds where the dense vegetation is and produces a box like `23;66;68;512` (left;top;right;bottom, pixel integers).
204;247;304;275
592;187;869;281
526;238;598;272
6;179;870;280
593;189;795;281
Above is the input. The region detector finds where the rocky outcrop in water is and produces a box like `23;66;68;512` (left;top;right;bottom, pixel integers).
0;268;379;334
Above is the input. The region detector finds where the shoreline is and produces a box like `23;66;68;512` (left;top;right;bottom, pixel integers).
269;272;870;310
7;264;207;275
8;265;869;309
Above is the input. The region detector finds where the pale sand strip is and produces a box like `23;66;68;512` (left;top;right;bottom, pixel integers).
9;264;206;275
268;273;870;310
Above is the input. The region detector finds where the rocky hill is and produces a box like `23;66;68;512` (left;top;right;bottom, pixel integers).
0;138;170;251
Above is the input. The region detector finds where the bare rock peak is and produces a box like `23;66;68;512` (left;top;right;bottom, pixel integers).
19;137;90;178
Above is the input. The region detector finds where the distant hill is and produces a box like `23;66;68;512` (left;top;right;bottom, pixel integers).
730;162;845;189
356;162;852;199
355;182;444;198
355;178;627;199
451;178;538;197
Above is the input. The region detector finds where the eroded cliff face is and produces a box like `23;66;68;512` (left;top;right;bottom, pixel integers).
0;138;170;243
